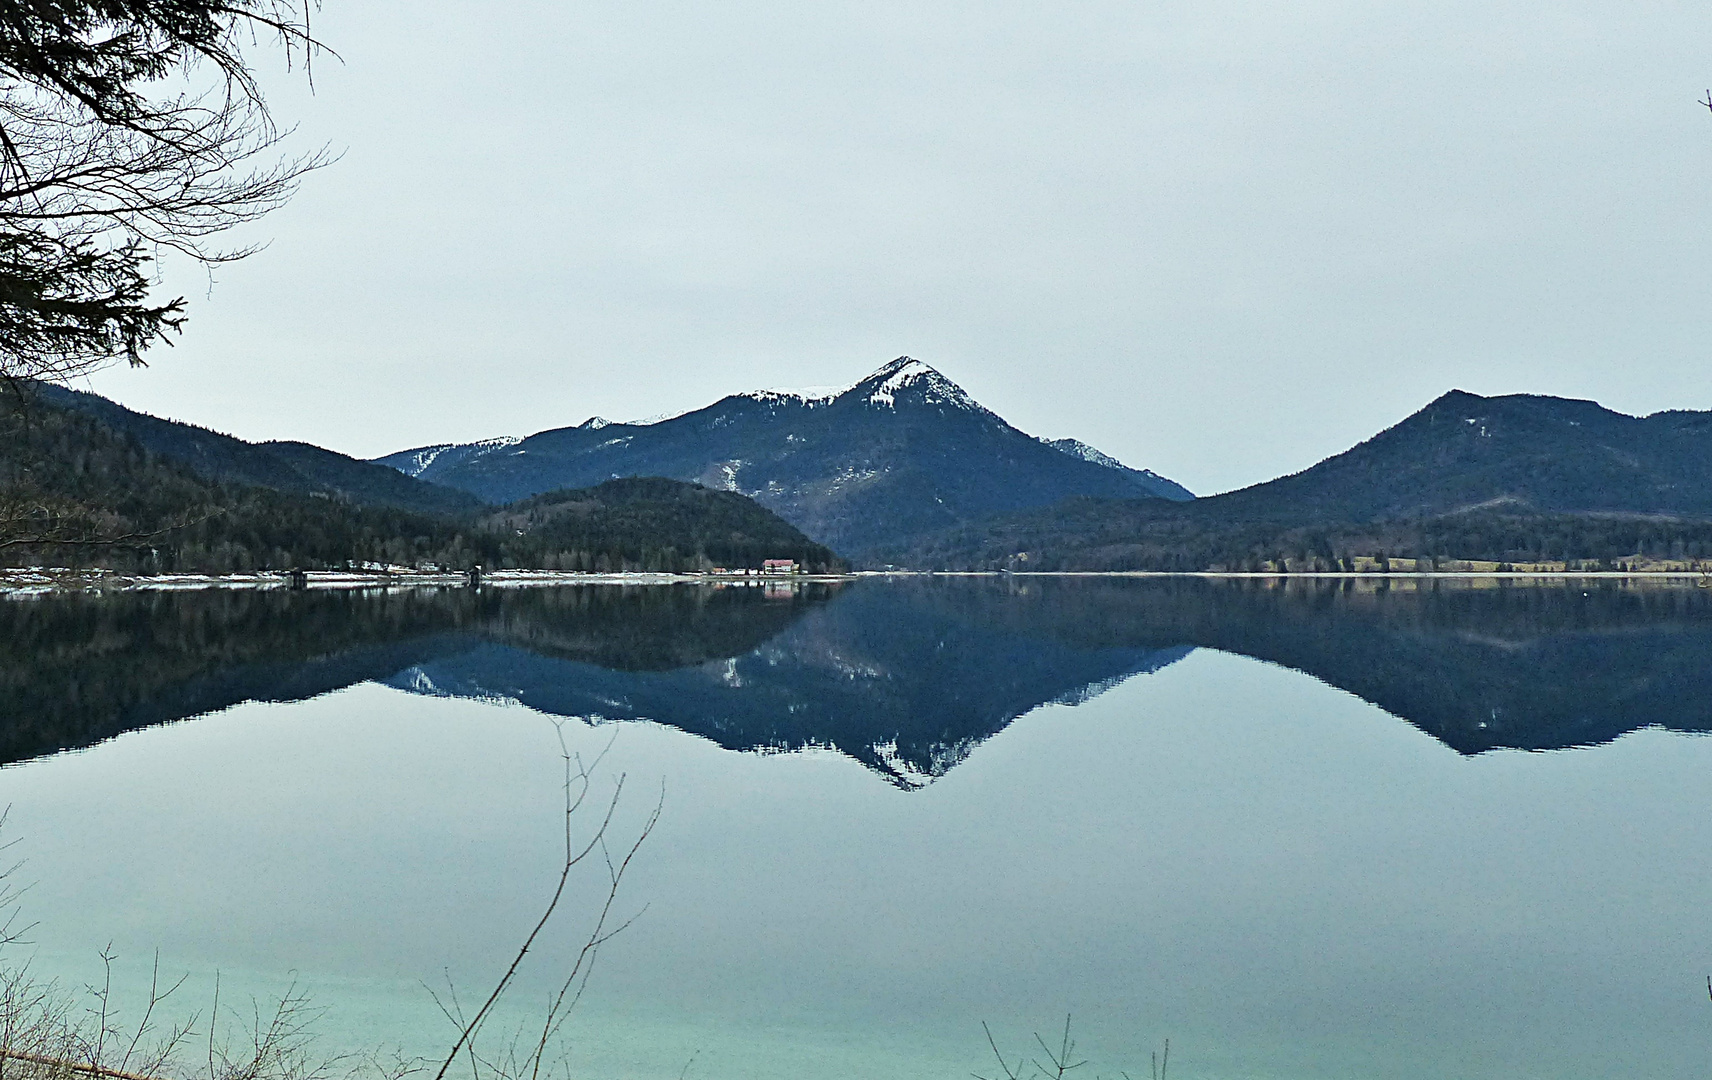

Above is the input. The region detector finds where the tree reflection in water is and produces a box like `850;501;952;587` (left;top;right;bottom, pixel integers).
3;576;1710;785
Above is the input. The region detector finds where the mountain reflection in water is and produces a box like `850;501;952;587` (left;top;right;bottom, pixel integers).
3;576;1709;784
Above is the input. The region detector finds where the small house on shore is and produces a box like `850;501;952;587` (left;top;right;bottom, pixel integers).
762;559;799;574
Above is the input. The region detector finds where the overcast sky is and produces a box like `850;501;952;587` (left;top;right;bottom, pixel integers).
77;2;1712;495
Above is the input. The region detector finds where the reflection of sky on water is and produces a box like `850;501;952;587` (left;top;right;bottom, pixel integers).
3;580;1712;1078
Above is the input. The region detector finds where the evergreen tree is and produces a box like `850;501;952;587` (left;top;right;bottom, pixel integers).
0;1;328;390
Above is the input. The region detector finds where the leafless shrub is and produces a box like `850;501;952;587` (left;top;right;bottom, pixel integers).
0;719;657;1080
0;951;340;1080
976;1016;1168;1080
0;483;215;551
0;802;382;1080
428;724;660;1080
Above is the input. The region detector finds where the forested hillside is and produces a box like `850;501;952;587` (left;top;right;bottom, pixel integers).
874;391;1712;571
495;479;842;572
1199;389;1712;524
0;393;842;573
32;382;485;516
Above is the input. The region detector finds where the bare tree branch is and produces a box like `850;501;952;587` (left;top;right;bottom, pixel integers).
0;2;334;385
431;725;660;1080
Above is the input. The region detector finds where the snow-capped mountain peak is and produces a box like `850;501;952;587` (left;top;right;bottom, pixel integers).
737;357;988;415
845;356;985;413
372;354;1195;548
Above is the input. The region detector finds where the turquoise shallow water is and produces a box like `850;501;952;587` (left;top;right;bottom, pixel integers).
3;580;1712;1078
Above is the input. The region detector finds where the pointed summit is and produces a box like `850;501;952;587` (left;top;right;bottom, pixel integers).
840;356;986;413
375;354;1193;554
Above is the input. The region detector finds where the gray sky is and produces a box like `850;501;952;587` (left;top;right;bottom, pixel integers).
79;2;1712;495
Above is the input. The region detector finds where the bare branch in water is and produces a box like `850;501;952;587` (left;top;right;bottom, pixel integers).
431;724;659;1080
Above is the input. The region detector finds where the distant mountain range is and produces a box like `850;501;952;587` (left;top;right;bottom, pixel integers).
15;369;1712;572
374;357;1193;556
880;389;1712;570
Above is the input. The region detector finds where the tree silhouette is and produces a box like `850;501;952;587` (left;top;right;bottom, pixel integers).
0;0;332;393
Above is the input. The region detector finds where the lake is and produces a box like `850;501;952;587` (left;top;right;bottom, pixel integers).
2;576;1710;1079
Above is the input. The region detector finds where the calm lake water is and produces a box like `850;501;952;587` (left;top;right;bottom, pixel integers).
2;576;1711;1079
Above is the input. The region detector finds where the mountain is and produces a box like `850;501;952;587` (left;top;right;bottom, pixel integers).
374;357;1192;555
879;390;1712;570
1198;389;1712;525
0;392;840;573
31;381;486;517
0;391;486;572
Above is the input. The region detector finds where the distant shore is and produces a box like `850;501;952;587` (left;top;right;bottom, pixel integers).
3;566;1707;596
912;569;1712;580
0;567;857;596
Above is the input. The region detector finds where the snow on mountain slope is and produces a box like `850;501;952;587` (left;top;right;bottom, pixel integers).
1045;436;1124;469
857;357;988;412
373;357;1194;555
375;437;520;478
1043;437;1195;500
743;385;842;407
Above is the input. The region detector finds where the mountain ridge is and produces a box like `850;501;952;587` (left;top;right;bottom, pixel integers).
1198;388;1712;524
24;372;1712;573
374;356;1193;555
30;381;487;517
875;388;1712;570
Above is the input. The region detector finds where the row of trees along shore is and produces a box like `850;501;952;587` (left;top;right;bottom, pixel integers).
877;505;1712;573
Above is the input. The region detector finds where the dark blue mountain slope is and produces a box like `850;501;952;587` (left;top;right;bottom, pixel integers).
376;357;1192;554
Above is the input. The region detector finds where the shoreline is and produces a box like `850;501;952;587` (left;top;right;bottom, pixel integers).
0;567;858;597
901;569;1712;580
3;566;1706;596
